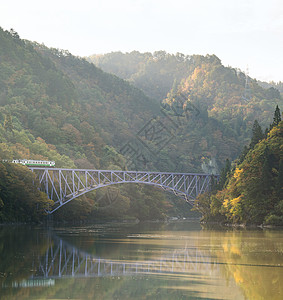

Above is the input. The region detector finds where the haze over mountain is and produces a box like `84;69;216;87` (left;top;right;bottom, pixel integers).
0;27;282;222
89;51;282;153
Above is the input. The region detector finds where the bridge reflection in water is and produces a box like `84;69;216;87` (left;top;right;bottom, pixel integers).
34;236;219;280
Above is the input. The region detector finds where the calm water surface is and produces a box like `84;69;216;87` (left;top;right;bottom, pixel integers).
0;221;283;300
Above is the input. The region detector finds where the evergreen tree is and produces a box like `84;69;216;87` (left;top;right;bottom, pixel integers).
270;105;281;129
218;159;231;190
249;120;264;149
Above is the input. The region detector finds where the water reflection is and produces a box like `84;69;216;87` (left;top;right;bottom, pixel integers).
0;223;283;300
35;235;220;279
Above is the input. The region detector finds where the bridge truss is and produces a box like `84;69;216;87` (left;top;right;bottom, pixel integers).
29;168;218;213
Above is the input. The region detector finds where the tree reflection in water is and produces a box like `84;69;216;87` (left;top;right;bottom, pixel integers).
1;224;282;299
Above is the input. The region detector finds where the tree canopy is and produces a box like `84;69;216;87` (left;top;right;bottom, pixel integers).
195;110;283;226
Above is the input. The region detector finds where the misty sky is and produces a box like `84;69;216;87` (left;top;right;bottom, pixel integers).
1;0;282;82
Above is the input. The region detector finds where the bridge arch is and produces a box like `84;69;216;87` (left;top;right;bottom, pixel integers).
29;168;218;214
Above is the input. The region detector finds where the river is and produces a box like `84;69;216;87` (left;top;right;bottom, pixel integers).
0;221;282;299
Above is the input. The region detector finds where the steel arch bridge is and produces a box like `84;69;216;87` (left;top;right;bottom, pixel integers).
29;168;219;214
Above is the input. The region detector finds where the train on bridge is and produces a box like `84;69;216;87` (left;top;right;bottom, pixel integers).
2;159;55;167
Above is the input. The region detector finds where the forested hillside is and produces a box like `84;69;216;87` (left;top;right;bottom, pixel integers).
90;51;283;165
258;80;283;94
89;51;282;135
195;110;283;226
89;51;194;101
0;28;282;222
0;29;161;171
0;28;191;222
